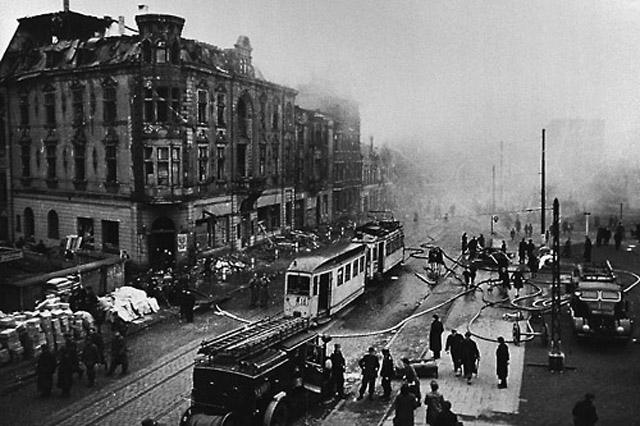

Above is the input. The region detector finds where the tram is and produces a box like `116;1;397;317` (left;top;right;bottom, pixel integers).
285;214;404;320
284;242;367;320
352;216;404;280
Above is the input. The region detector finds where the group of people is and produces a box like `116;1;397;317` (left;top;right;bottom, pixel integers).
249;272;271;308
36;327;128;398
460;233;486;259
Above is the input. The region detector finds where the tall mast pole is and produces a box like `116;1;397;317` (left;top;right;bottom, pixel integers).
541;129;546;243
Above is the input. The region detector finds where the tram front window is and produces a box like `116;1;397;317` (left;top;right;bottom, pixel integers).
287;274;311;296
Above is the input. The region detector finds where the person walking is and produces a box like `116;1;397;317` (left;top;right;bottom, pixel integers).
182;289;196;323
433;400;460;426
57;347;74;397
429;314;444;359
572;393;598;426
461;331;480;385
380;348;395;400
107;330;129;376
249;272;259;308
512;269;524;297
393;383;416;426
401;357;421;405
444;329;464;376
82;337;100;387
357;347;380;400
424;380;445;425
518;238;527;264
36;344;56;397
496;336;509;389
583;236;593;263
329;344;346;399
89;328;107;369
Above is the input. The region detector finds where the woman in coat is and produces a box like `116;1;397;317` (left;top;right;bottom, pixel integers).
496;336;510;388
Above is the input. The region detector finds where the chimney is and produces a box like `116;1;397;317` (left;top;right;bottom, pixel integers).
63;0;70;12
119;16;125;35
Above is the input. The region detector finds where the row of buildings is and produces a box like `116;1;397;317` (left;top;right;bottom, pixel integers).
0;7;392;268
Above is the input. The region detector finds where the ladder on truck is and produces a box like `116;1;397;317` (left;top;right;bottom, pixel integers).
198;316;310;360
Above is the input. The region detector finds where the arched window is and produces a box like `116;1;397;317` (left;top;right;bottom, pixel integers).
155;40;167;63
24;207;34;239
48;210;59;239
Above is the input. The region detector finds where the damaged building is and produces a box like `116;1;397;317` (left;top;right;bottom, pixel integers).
0;7;389;268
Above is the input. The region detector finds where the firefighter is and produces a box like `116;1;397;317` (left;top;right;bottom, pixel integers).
357;347;380;400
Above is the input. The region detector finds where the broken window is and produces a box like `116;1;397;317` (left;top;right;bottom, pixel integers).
105;144;117;183
44;90;56;128
102;220;119;253
172;147;181;185
103;86;117;124
71;85;84;126
144;147;154;185
144;88;154;122
197;90;208;124
157;87;168;122
20;142;30;177
156;41;167;64
157;147;169;185
171;88;180;123
45;142;57;180
216;93;226;128
198;146;208;182
216;146;225;180
19;94;29;127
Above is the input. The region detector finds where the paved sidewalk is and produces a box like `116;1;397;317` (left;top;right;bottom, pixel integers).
379;289;523;425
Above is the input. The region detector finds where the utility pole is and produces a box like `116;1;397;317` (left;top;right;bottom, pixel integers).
549;197;565;372
492;164;496;213
541;129;546;243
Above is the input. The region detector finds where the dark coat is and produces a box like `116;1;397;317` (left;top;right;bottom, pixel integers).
424;391;445;425
330;350;346;378
57;352;74;392
380;354;395;378
429;319;444;353
393;392;416;426
36;350;57;393
434;408;459;426
359;353;380;378
512;270;524;290
82;341;100;366
445;333;464;358
573;398;598;426
461;338;480;370
496;342;509;379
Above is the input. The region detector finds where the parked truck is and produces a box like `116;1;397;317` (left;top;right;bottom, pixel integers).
569;261;633;341
180;316;330;426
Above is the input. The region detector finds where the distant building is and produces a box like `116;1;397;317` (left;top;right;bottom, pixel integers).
0;9;296;267
361;137;390;217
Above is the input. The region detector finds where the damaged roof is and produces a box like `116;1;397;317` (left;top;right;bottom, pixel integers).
0;10;267;84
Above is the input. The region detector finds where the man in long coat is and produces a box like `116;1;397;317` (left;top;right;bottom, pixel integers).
57;347;74;397
36;344;56;397
496;336;510;388
393;383;416;426
444;329;464;376
107;330;129;376
329;344;346;399
380;348;395;400
429;314;444;359
461;331;480;385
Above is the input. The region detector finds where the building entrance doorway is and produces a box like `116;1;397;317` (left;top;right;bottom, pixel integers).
148;216;176;269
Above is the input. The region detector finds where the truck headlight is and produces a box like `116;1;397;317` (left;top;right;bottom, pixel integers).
582;324;590;332
616;326;624;333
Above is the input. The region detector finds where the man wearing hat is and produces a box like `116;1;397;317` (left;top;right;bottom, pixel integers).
357;347;380;400
460;331;480;385
495;336;509;389
572;393;598;426
445;329;464;376
429;314;444;359
329;344;346;399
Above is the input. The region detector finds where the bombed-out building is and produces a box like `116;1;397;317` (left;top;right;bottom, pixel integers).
0;8;300;267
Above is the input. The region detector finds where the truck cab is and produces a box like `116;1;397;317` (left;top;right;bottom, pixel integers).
569;262;632;341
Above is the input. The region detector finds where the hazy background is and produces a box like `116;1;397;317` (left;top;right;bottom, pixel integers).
2;0;640;220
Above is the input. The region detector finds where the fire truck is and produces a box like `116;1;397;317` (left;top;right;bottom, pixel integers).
569;261;633;341
180;316;330;426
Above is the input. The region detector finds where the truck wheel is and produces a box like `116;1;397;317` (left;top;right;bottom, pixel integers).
264;399;288;426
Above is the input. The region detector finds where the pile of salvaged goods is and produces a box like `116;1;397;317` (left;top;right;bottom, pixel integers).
0;297;91;366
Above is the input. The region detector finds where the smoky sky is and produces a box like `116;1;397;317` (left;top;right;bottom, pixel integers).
3;0;640;212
